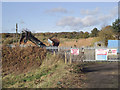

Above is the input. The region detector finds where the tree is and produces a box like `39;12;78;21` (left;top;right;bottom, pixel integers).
112;19;120;33
2;33;11;38
90;28;99;37
79;31;84;38
83;32;89;39
112;19;120;39
98;26;115;46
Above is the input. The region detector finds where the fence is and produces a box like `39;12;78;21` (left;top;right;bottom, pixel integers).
51;47;120;63
6;44;120;63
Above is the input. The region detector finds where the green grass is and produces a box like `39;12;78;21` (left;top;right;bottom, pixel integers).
2;51;87;88
2;53;69;88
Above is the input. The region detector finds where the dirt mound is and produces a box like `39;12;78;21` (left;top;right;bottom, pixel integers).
20;41;36;46
2;46;47;75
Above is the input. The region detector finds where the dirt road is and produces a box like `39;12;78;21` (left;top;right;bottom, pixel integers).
82;62;119;88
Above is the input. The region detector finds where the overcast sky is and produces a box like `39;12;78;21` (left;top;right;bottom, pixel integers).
2;2;118;33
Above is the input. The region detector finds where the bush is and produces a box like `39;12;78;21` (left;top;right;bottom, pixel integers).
97;26;115;46
4;39;13;45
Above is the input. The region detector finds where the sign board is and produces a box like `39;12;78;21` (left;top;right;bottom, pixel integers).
71;48;79;55
108;49;117;55
96;49;108;60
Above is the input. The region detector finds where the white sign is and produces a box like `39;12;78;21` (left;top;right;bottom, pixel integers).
96;49;108;60
108;49;117;55
71;49;79;55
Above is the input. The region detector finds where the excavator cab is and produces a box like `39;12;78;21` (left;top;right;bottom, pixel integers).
48;36;60;47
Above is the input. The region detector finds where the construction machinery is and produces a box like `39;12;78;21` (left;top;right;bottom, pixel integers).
19;30;60;48
48;36;60;46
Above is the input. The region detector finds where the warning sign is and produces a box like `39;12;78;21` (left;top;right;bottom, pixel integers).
71;49;79;55
96;49;108;60
108;49;117;55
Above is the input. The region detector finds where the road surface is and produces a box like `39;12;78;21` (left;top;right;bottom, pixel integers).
82;62;119;88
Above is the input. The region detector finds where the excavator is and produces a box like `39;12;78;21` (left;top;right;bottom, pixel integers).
19;30;60;48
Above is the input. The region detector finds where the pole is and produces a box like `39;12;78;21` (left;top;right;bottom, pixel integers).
65;52;67;64
70;53;72;64
16;23;18;43
53;51;56;56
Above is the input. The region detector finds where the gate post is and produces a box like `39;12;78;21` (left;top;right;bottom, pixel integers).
53;51;56;56
65;52;67;64
70;53;72;64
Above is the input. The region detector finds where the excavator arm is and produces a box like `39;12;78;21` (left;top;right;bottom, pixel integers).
20;30;60;48
20;30;46;47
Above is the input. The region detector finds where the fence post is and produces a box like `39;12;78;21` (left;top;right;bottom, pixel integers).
65;52;67;64
70;53;72;64
53;51;56;56
58;47;59;52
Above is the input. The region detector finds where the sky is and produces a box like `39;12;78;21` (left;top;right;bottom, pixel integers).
2;2;118;33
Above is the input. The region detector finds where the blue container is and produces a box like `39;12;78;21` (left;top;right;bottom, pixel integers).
107;40;120;53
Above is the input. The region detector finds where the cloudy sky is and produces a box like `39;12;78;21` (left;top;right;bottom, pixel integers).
2;2;118;33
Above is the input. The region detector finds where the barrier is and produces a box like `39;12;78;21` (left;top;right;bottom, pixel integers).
6;44;120;63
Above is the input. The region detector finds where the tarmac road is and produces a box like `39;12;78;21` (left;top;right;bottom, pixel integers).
82;62;119;88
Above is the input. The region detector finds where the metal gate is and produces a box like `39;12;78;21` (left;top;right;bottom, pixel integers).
56;47;120;62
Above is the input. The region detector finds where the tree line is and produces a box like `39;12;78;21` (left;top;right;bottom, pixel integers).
2;19;120;41
30;18;120;41
34;27;99;39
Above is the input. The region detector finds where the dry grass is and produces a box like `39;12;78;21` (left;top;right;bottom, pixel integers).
2;46;47;75
2;51;86;88
59;38;94;47
2;52;67;88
